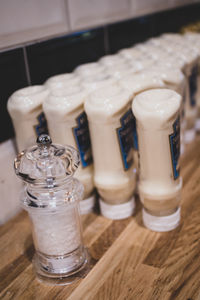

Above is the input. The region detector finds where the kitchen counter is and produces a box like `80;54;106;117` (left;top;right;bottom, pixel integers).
0;137;200;300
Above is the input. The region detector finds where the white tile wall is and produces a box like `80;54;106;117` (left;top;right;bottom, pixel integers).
0;0;69;49
0;139;22;224
0;0;197;49
130;0;174;17
67;0;130;30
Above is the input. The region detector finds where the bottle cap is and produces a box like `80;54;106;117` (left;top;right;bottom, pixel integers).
99;197;135;220
142;207;181;232
79;194;96;215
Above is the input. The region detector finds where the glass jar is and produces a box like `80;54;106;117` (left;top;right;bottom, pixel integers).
14;134;88;284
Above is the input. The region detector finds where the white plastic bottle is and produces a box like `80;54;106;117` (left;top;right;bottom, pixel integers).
81;74;117;94
85;84;136;220
144;67;185;96
144;66;186;153
7;85;49;152
45;73;80;90
118;47;143;60
120;72;165;169
43;86;95;214
184;33;200;132
129;56;155;71
105;62;138;80
132;89;182;232
120;72;165;96
179;48;199;143
146;37;162;47
74;62;105;79
156;38;199;142
161;33;185;44
99;54;127;67
155;54;190;122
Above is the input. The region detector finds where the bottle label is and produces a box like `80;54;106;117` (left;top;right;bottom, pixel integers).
117;109;134;170
133;114;138;150
73;111;93;168
189;64;198;107
169;116;180;180
34;112;48;136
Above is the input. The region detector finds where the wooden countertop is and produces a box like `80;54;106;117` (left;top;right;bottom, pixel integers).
1;137;200;300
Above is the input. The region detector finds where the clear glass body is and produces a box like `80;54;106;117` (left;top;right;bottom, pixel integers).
14;135;89;284
23;180;88;284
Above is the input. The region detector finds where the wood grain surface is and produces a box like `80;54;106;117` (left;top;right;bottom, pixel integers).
1;137;200;300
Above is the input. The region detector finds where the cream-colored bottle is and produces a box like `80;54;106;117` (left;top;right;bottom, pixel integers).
179;48;199;143
146;37;162;47
129;56;155;71
45;73;80;90
120;72;165;170
161;33;184;44
144;67;185;96
105;62;138;80
158;38;197;141
81;75;117;94
156;39;199;142
157;44;197;143
132;89;182;232
120;72;165;95
118;47;143;60
154;54;190;130
139;44;167;61
74;62;105;79
184;33;200;132
7;86;49;152
99;54;127;67
118;46;155;71
144;66;186;153
43;87;94;214
85;84;136;220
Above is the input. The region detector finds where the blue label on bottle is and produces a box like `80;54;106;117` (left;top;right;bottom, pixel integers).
117;109;134;170
73;111;93;168
189;64;198;107
34;112;48;136
133;114;138;150
169;116;180;180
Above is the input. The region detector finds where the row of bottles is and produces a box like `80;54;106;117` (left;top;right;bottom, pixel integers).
8;31;200;222
10;31;200;284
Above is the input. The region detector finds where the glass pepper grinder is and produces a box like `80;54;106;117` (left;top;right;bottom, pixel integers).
14;134;89;285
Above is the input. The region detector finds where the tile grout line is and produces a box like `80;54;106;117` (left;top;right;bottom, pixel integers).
65;0;72;31
22;47;31;86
